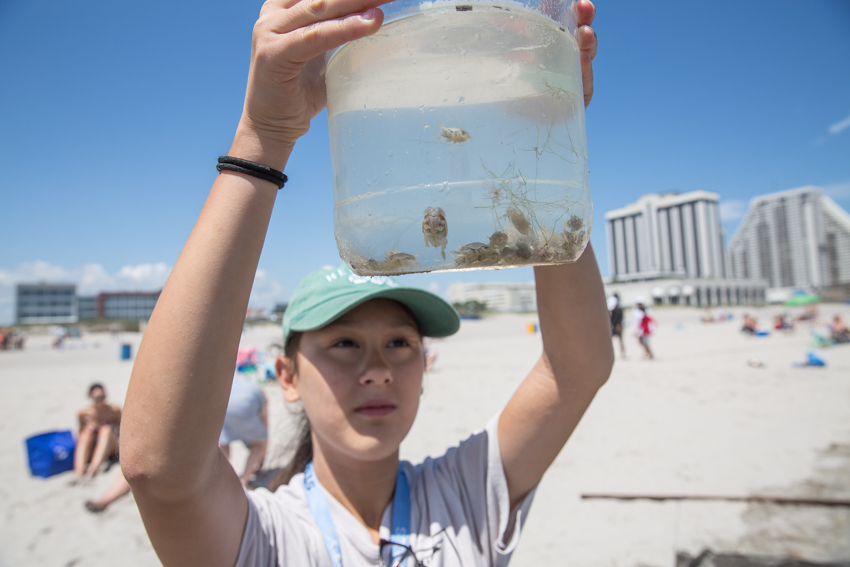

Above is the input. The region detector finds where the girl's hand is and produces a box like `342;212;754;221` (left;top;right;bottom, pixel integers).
238;0;390;153
574;0;597;108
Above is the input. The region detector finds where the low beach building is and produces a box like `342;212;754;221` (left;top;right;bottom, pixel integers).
448;282;537;312
15;283;78;324
77;296;97;321
95;291;161;320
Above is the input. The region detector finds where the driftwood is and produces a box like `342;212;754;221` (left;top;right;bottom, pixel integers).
581;493;850;507
677;549;850;567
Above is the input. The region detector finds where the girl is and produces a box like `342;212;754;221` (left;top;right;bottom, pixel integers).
121;1;605;565
630;298;655;360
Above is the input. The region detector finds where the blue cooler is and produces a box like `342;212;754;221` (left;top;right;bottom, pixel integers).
121;343;132;360
25;430;76;478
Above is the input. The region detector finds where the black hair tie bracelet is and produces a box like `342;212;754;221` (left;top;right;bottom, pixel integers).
217;156;287;189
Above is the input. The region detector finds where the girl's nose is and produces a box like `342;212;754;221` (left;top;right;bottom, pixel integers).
358;350;393;386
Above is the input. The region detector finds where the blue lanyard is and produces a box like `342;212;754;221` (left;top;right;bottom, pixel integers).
304;462;411;567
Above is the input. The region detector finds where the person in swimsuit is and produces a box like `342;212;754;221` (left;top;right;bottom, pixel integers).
73;383;121;481
120;1;603;565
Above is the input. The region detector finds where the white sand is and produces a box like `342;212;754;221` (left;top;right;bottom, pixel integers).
2;305;849;566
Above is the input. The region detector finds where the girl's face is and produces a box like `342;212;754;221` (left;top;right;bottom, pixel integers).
280;299;425;464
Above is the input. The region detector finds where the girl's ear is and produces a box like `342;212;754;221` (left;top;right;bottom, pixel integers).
277;355;301;403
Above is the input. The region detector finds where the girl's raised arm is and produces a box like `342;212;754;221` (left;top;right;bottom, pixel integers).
120;2;388;566
496;0;609;508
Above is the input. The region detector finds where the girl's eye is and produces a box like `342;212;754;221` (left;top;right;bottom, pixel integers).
388;338;410;348
333;339;357;348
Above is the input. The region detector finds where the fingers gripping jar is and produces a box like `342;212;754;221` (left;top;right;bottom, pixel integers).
326;0;591;275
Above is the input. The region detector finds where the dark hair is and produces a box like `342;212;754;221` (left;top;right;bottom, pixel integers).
275;332;312;487
88;383;105;396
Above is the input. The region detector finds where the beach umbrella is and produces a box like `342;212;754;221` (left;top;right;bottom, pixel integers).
783;294;820;306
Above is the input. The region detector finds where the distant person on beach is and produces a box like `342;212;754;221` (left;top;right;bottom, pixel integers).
797;304;818;323
2;329;24;350
741;314;758;335
52;326;68;349
630;297;655;360
773;313;793;332
832;315;850;344
73;383;121;481
220;373;269;487
608;294;625;357
423;338;439;372
120;2;603;566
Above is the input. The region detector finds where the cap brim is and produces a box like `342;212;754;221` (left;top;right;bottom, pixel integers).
289;287;460;338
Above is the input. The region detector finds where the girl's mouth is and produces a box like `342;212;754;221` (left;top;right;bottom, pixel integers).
354;398;396;417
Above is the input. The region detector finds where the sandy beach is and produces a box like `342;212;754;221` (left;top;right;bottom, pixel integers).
2;304;849;566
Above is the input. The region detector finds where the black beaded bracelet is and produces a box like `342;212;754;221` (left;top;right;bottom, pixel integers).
217;156;288;189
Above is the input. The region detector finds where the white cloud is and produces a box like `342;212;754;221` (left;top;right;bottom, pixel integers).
0;261;172;325
719;200;747;222
248;269;287;311
0;260;287;324
828;113;850;135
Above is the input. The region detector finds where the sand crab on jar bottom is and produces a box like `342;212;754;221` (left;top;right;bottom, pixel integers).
438;119;472;144
422;206;448;259
514;242;533;260
362;250;419;274
487;231;508;250
536;227;588;263
558;228;587;260
451;242;501;267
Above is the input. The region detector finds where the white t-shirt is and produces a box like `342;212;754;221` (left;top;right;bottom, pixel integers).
235;415;535;567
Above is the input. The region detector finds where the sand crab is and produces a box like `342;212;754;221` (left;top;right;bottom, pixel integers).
451;242;500;267
438;119;472;144
566;214;584;232
558;229;587;261
514;241;533;260
360;250;419;274
505;206;532;235
487;231;508;250
499;246;519;263
422;206;448;259
382;250;419;271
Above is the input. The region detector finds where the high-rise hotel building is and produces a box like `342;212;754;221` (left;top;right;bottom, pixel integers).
727;186;850;291
605;190;726;282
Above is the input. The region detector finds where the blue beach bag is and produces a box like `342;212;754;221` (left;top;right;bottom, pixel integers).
25;430;76;478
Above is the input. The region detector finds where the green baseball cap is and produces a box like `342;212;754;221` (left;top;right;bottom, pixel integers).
282;263;460;345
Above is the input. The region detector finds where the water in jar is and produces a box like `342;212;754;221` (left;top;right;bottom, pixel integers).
326;4;591;275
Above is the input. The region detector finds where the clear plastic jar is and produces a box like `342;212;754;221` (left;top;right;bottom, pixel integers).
326;0;590;275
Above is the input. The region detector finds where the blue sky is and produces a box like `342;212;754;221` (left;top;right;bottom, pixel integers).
1;0;848;324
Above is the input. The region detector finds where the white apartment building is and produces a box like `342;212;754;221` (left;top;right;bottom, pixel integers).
605;191;726;282
448;282;537;312
727;186;850;291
